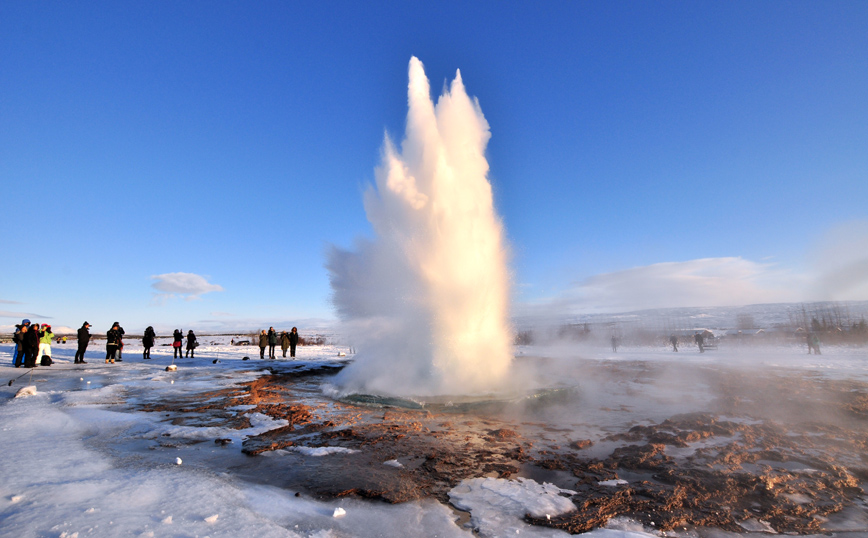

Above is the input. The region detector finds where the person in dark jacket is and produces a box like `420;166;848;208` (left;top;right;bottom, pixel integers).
289;327;299;359
74;321;91;363
27;324;42;367
669;334;678;352
12;319;30;365
258;330;268;359
11;324;21;365
15;324;34;367
694;331;705;353
106;323;121;363
114;322;125;361
279;331;290;358
186;330;197;358
172;329;183;359
267;327;277;359
142;326;156;359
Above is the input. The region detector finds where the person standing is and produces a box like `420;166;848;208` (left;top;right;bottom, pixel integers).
258;330;268;359
611;335;618;352
114;322;126;361
38;324;54;364
172;329;184;359
670;334;678;352
279;331;290;358
12;319;31;362
694;331;705;353
11;324;21;365
289;326;299;359
106;323;121;364
142;326;156;359
811;333;821;355
75;321;91;363
27;324;41;367
11;319;30;365
267;327;277;359
186;330;197;358
14;324;32;367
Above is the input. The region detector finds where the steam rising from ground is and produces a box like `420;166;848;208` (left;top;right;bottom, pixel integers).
327;57;512;397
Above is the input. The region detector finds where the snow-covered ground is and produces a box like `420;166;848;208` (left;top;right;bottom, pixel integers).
2;336;867;537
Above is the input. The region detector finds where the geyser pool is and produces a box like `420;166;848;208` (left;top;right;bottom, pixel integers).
327;57;512;397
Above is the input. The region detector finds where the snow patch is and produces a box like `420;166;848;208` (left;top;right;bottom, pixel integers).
14;386;37;398
290;446;359;457
598;479;628;486
449;477;577;536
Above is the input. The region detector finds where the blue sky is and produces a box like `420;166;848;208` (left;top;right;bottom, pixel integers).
2;1;867;333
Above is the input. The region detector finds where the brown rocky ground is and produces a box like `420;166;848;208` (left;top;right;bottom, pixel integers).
134;362;868;535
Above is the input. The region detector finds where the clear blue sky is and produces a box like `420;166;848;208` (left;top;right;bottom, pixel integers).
2;1;867;333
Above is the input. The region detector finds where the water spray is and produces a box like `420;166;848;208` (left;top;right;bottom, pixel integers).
328;57;513;397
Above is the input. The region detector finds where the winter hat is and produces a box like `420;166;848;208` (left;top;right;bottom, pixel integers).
22;319;30;324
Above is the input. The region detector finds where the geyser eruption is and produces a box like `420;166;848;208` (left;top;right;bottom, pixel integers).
327;57;512;397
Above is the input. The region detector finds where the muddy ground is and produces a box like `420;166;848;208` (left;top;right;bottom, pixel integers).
134;359;868;535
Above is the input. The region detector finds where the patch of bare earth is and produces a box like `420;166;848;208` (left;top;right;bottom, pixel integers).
134;367;868;535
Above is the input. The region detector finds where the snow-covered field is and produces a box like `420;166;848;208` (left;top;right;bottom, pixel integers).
2;336;867;537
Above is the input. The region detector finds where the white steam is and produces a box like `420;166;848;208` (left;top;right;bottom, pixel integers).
327;57;513;397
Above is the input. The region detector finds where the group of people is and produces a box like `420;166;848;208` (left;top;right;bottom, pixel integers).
11;321;302;366
11;320;179;366
73;320;127;364
168;329;198;359
11;319;56;368
258;327;299;359
131;326;200;360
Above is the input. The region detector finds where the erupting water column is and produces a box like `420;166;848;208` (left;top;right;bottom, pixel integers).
327;57;513;398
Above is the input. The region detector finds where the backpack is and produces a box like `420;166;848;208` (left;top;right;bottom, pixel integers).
41;355;53;366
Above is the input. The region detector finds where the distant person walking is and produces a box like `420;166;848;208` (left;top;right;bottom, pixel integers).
670;334;678;352
186;330;198;358
142;326;156;359
106;323;121;364
280;331;290;358
172;329;184;359
289;327;299;359
694;332;705;353
611;335;618;352
267;327;277;359
811;333;821;355
258;330;268;359
75;321;91;363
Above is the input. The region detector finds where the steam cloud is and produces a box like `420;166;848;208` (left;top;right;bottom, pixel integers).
328;57;513;397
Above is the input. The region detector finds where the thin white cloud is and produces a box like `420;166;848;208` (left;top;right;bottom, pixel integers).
150;272;224;303
0;310;51;320
522;257;804;316
0;299;23;305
